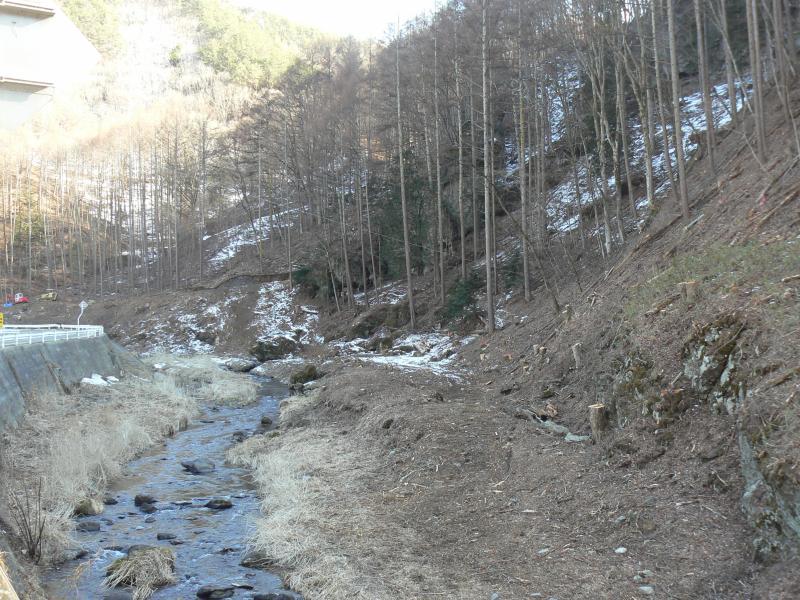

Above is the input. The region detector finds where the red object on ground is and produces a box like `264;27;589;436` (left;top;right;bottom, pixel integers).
13;295;29;304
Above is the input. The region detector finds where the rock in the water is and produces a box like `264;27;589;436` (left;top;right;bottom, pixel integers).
139;503;157;514
156;533;177;541
76;521;101;532
181;460;216;475
134;494;156;506
205;498;233;510
250;337;299;362
103;495;119;506
75;498;104;516
196;585;236;599
103;590;134;600
253;593;297;600
260;415;273;426
240;550;275;570
145;516;156;523
231;431;247;443
224;357;258;373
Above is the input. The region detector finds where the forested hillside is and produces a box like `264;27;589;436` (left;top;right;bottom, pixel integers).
0;0;799;597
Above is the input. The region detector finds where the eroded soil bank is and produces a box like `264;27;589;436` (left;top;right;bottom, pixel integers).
41;377;297;600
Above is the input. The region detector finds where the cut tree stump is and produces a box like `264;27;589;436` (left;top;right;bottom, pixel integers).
678;280;700;303
571;343;583;370
589;403;610;442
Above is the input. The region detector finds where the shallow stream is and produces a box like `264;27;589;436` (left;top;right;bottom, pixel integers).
42;376;294;599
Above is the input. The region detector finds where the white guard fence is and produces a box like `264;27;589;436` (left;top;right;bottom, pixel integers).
0;324;105;349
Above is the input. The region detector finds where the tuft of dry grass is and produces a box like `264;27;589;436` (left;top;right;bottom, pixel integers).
103;546;176;600
144;354;258;406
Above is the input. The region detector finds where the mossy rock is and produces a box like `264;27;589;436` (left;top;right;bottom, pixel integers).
289;364;320;385
349;302;410;339
250;337;299;361
682;314;745;413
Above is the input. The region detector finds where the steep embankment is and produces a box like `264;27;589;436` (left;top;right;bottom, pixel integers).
231;90;800;599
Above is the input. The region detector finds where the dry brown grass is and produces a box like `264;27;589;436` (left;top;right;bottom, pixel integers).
0;373;197;563
103;546;176;600
144;354;258;406
229;390;453;600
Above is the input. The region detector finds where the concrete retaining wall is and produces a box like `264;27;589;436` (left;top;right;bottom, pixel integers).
0;335;147;432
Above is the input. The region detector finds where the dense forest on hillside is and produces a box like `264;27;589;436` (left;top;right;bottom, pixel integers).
1;0;797;327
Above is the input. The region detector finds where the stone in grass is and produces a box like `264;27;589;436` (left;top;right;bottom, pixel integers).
240;549;276;570
205;498;233;510
75;498;104;517
181;460;216;475
196;585;236;599
289;364;320;386
76;521;101;532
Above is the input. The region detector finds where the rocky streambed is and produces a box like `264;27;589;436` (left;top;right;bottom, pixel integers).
42;377;298;600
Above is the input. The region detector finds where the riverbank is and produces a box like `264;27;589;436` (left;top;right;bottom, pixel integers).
0;356;272;598
232;362;758;599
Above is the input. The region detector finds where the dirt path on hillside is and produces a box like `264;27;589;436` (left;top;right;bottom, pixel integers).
240;362;757;599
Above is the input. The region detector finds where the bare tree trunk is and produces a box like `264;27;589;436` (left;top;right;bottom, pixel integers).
518;0;530;301
396;25;416;329
455;38;466;280
482;0;495;333
434;33;445;304
694;0;717;177
667;0;690;219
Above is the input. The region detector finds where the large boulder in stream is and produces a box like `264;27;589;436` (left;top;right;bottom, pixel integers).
223;357;259;373
250;337;299;361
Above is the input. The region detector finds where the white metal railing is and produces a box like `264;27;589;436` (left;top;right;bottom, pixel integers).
0;324;104;348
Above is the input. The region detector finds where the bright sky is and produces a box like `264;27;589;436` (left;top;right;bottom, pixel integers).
232;0;435;39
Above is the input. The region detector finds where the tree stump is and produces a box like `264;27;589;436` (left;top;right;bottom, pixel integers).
589;403;610;442
678;280;700;303
571;342;583;370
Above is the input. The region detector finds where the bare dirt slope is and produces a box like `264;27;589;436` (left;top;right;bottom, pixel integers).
238;88;800;599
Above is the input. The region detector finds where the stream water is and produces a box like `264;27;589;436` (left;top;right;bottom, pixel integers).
42;376;296;599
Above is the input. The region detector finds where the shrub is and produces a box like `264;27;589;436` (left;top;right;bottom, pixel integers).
444;272;483;321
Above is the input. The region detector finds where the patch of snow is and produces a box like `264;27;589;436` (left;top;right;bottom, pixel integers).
81;373;111;386
209;209;299;269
